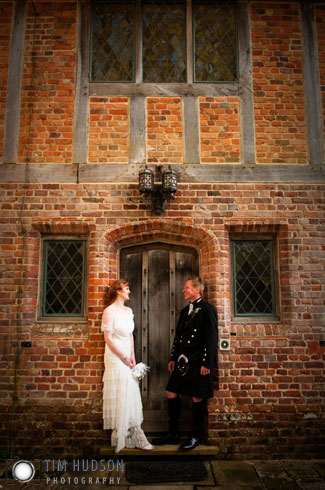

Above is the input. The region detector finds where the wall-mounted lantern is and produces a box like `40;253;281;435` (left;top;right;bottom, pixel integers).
138;165;178;215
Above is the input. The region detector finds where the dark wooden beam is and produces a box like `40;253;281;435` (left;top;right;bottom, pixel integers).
73;0;90;164
130;96;146;165
3;0;27;164
183;97;200;164
1;163;324;183
301;1;324;165
89;83;239;98
238;1;256;164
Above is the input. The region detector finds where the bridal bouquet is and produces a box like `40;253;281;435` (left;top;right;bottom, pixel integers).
131;362;150;381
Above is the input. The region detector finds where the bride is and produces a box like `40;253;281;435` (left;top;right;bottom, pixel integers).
101;279;153;452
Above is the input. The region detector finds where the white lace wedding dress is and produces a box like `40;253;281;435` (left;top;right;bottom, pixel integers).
101;304;151;452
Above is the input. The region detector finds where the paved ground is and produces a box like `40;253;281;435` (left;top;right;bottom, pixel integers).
1;458;325;489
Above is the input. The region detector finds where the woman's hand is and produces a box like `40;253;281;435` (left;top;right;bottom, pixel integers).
122;355;135;368
129;355;136;369
122;356;130;366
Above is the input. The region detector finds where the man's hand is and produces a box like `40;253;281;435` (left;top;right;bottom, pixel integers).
200;366;210;376
168;361;175;373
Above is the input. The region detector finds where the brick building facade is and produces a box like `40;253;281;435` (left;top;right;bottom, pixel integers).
0;0;324;460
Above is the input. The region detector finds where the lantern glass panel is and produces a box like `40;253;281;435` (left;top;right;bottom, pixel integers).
162;169;177;193
139;168;154;192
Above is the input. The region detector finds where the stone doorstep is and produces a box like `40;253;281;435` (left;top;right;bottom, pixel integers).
99;444;219;458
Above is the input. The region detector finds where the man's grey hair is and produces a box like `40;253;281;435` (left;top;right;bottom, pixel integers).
189;277;204;294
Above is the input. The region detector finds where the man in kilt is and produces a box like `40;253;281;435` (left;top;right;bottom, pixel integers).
152;277;218;451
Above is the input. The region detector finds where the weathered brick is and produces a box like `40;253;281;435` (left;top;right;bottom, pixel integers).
147;97;183;163
251;3;307;164
17;3;77;164
88;96;129;162
199;97;240;163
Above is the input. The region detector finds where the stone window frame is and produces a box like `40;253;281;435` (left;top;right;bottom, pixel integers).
38;235;89;322
229;233;280;323
89;0;238;84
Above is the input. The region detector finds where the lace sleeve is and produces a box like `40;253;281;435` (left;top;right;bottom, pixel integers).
101;307;114;333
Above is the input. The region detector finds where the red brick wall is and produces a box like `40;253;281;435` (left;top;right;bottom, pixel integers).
1;182;324;458
0;2;13;163
251;3;307;164
18;2;77;164
200;97;240;163
147;97;183;163
89;97;129;163
316;5;325;147
1;0;324;461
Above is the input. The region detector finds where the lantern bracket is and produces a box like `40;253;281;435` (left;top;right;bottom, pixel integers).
138;165;178;215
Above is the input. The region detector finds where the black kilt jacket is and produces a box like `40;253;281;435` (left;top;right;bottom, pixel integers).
166;298;218;398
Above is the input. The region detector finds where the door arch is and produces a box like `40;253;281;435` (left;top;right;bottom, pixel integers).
120;242;199;432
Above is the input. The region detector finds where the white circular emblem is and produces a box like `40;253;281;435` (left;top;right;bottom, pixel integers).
12;460;35;482
220;339;230;350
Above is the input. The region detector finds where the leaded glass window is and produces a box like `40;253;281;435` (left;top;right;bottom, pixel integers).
91;2;135;82
142;0;186;82
194;0;237;82
232;240;276;316
90;0;237;83
42;241;86;317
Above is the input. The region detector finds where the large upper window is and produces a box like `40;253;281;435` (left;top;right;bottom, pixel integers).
42;240;87;317
90;0;237;83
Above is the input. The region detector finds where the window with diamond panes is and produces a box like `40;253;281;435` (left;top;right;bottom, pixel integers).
232;240;276;317
193;0;237;82
91;1;135;82
142;0;186;82
42;241;86;317
90;0;237;83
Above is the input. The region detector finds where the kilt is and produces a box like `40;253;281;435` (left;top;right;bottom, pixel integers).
166;355;214;398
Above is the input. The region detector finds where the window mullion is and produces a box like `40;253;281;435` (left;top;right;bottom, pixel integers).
186;0;193;84
135;0;142;83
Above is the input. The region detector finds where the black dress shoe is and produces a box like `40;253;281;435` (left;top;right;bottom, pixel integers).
151;433;180;445
179;436;200;451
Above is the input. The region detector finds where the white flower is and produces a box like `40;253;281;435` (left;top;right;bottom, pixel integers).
131;362;150;381
190;307;201;317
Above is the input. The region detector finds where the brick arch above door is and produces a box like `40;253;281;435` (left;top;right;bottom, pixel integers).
101;220;222;305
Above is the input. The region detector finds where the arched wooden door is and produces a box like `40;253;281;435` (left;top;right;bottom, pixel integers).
120;242;199;432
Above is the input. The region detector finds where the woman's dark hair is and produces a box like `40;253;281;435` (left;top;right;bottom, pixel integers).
107;279;129;306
